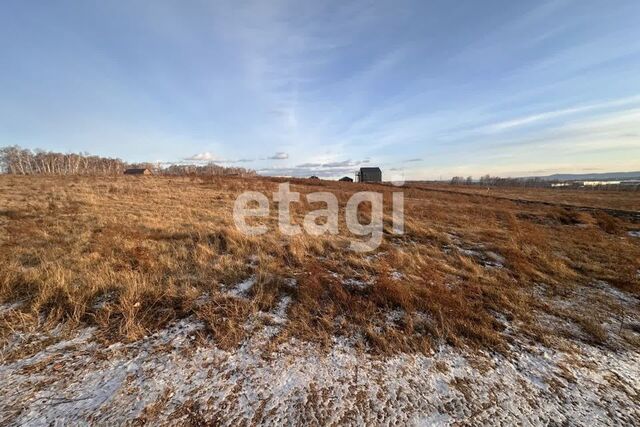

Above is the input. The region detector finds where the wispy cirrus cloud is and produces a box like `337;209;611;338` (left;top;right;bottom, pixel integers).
294;159;368;168
296;162;323;168
322;159;369;168
482;95;640;133
3;1;640;179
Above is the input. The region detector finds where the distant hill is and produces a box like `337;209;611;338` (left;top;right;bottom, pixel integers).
533;171;640;181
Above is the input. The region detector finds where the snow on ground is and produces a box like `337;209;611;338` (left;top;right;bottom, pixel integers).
1;286;640;425
226;276;256;298
443;234;506;269
329;271;375;290
629;230;640;238
390;271;404;281
0;302;23;315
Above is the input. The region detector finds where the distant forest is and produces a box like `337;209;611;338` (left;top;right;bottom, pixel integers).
448;174;639;190
449;175;552;187
0;145;255;176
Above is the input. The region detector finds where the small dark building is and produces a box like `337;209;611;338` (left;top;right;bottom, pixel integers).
309;175;319;180
124;168;152;175
339;176;353;182
357;167;382;183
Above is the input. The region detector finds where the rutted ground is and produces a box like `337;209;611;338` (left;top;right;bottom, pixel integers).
1;279;639;426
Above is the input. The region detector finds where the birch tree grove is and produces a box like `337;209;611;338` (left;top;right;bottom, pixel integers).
0;146;127;175
0;145;255;176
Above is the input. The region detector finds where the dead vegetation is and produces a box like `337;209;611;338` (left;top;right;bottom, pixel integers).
415;183;640;212
0;175;639;357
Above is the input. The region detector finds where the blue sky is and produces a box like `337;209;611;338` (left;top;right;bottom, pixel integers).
1;0;640;179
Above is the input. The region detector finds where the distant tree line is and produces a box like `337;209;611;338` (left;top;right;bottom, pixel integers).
449;176;474;185
449;174;639;191
161;163;255;177
450;174;566;187
0;145;255;177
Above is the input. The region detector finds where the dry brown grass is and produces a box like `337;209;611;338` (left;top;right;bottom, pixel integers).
0;175;638;356
415;183;640;212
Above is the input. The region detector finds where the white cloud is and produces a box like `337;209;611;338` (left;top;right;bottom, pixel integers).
258;166;356;178
184;152;216;161
268;152;289;160
183;152;256;164
259;158;372;178
322;160;358;168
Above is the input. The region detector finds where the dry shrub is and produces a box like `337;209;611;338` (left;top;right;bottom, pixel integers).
370;272;415;311
576;317;609;345
547;207;583;225
289;265;354;332
417;281;506;351
0;209;25;220
592;211;622;235
197;295;254;350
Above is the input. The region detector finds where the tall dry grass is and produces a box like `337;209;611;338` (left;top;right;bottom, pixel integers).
0;175;638;357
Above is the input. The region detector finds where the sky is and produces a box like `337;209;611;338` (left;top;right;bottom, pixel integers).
1;0;640;180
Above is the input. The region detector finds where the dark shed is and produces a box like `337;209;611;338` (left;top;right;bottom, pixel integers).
357;167;381;183
124;168;152;175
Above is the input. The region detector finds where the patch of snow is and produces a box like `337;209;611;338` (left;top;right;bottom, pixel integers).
444;237;505;269
226;276;256;298
283;278;298;289
243;294;293;341
414;412;452;426
0;301;23;315
268;296;291;326
343;278;373;290
459;248;481;257
385;309;404;326
194;292;210;307
390;271;404;281
628;230;640;238
484;251;505;266
3;277;640;425
533;280;639;347
591;280;637;306
2;315;640;425
92;292;115;310
364;251;387;261
330;271;375;290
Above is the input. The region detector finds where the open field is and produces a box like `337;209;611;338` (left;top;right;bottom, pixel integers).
1;175;640;424
413;183;640;213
